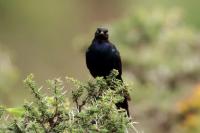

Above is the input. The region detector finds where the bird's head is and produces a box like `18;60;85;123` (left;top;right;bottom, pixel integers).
95;27;109;40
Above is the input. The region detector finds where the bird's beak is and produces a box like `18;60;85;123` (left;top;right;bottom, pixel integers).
100;31;104;35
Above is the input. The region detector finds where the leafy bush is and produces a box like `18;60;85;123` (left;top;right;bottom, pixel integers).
111;8;200;133
110;7;200;133
0;70;137;133
74;7;200;133
111;8;200;90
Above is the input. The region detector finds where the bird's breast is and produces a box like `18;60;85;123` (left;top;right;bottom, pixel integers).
91;47;112;60
86;40;121;78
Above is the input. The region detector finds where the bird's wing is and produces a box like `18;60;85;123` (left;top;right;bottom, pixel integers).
86;48;92;70
85;48;97;77
110;44;122;79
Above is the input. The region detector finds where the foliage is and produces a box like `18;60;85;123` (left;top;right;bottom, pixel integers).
74;7;200;133
110;7;200;133
176;85;200;133
76;7;200;91
0;70;137;133
111;8;200;91
110;8;200;133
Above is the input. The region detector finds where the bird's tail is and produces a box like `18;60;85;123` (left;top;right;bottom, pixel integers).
116;76;130;116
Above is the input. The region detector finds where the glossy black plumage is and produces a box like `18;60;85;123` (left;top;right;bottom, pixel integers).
86;27;129;116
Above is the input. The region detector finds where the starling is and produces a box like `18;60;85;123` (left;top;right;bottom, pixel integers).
86;27;129;116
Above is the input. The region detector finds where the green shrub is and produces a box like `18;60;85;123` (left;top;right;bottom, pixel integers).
0;70;137;133
111;8;200;91
74;7;200;133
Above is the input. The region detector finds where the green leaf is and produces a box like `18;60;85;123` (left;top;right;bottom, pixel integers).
6;107;25;117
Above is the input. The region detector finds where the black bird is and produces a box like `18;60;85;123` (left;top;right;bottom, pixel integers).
86;27;129;116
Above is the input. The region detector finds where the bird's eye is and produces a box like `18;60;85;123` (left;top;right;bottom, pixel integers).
97;30;101;34
104;30;108;34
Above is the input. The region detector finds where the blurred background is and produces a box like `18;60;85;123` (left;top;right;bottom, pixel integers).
0;0;200;132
